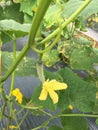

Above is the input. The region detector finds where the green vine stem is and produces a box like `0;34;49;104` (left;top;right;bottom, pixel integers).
0;83;8;119
9;39;16;97
28;0;52;45
0;33;8;119
37;0;92;46
32;19;62;53
0;32;2;76
1;0;52;83
18;110;29;129
33;31;61;53
31;112;98;130
7;39;17;129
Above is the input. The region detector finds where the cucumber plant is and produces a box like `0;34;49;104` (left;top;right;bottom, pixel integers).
0;0;98;130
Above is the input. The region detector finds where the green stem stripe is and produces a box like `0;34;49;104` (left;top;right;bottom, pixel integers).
9;39;16;96
0;32;2;77
28;0;52;45
38;0;92;45
9;40;17;126
57;113;98;118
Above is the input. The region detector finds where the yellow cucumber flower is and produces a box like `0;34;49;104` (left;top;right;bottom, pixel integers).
9;125;18;129
12;88;23;104
33;5;38;12
39;79;68;104
68;105;73;110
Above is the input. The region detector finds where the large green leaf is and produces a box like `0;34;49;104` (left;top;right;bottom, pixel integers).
81;0;98;21
42;49;60;67
57;67;97;112
58;36;98;71
45;0;98;27
1;32;12;44
61;0;83;18
62;0;98;20
96;118;98;125
20;0;37;16
0;3;24;23
44;4;60;27
70;46;98;71
2;52;37;76
24;13;33;23
0;20;31;39
0;6;3;20
61;109;89;130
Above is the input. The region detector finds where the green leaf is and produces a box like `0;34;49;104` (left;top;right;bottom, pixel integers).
0;20;31;39
24;13;33;23
48;125;62;130
81;0;98;21
44;69;62;81
61;0;83;18
1;32;12;44
62;0;98;21
1;3;24;23
58;37;98;71
72;36;92;45
44;4;60;27
93;99;98;114
20;0;37;16
96;118;98;125
63;0;98;21
57;68;96;112
42;49;60;67
0;6;3;20
45;0;98;27
61;109;89;130
70;46;98;71
2;52;37;76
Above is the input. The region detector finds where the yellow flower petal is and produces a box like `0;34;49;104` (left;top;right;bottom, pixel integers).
9;125;18;129
48;79;68;90
12;88;23;104
33;6;38;12
48;89;58;104
39;79;68;104
68;105;73;110
39;88;48;100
